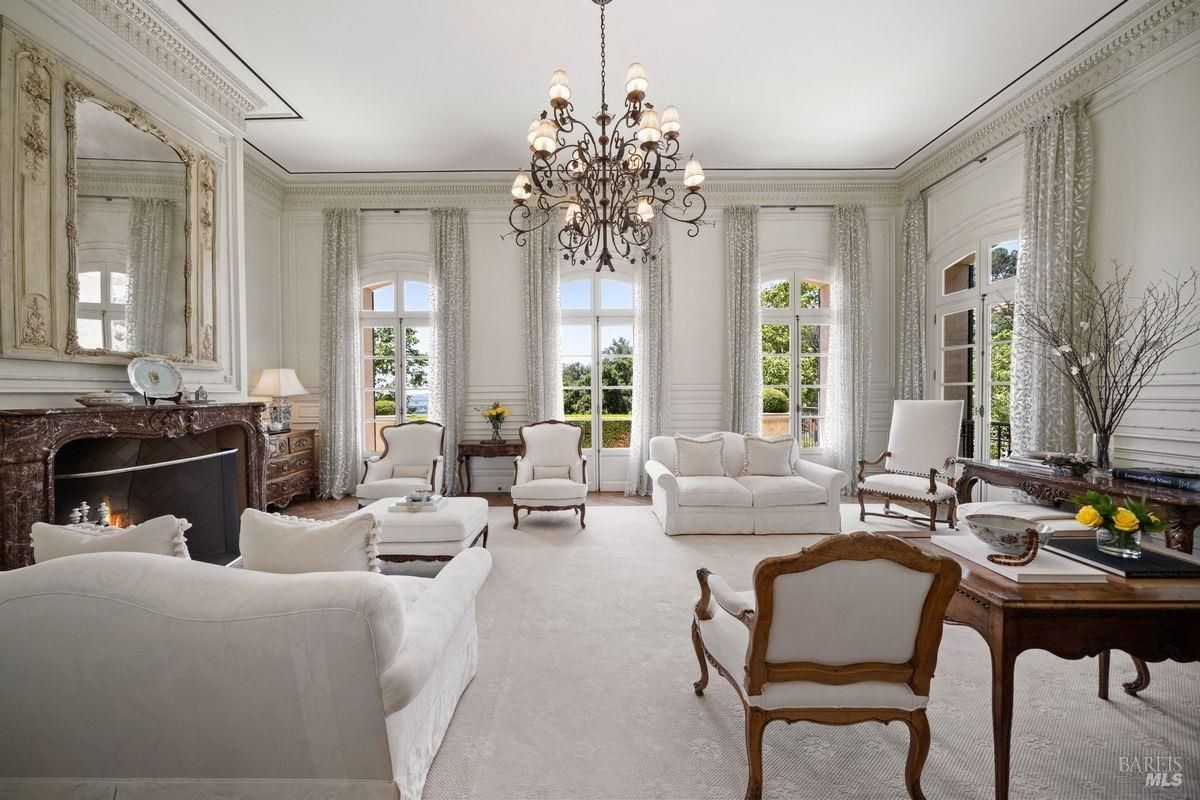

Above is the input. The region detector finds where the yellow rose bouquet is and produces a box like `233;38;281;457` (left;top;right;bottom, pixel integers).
480;402;509;444
1072;490;1166;558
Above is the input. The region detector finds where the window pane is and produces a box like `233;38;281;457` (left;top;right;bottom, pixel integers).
76;317;103;348
373;358;396;390
109;318;128;352
798;324;824;354
404;281;430;312
943;385;975;457
990;241;1019;282
405;326;430;357
78;271;102;304
760;279;789;309
761;324;790;355
561;324;592;357
599;279;633;310
601;355;632;388
601;388;632;448
943;348;975;384
600;324;633;356
405;391;430;419
799;387;822;416
362;281;395;312
762;385;790;419
363;326;396;357
110;271;129;304
798;355;823;386
798;418;822;449
560;279;591;310
942;308;976;347
943;253;976;294
562;359;592;387
762;355;790;390
989;386;1012;458
798;280;828;309
563;389;593;449
372;391;397;419
990;302;1013;340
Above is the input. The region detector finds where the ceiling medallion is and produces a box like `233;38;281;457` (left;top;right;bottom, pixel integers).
507;0;707;271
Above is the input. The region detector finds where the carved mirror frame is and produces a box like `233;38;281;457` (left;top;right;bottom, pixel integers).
63;78;209;363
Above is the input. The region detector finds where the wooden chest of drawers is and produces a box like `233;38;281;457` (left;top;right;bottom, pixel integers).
265;428;317;509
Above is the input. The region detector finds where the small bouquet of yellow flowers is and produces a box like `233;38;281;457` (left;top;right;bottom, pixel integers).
1073;489;1166;558
480;402;509;443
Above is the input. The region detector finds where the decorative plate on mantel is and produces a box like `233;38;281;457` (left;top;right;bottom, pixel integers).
75;390;137;408
127;357;183;401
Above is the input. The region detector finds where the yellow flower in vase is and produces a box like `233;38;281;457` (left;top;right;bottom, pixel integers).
1075;505;1102;528
1112;507;1140;532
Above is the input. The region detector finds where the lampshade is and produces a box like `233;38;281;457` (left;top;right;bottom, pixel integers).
548;68;571;103
684;156;705;189
636;108;662;145
660;105;680;137
251;368;308;397
526;119;541;146
625;62;647;97
533;120;558;155
511;170;532;201
636;197;654;223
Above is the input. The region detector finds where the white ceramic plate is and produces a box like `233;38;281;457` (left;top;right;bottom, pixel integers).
75;390;137;407
127;357;183;399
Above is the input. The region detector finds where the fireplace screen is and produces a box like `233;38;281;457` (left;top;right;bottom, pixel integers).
54;449;240;564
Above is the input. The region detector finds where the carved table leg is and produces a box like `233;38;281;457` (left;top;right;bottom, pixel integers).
458;455;471;495
1123;656;1151;696
989;643;1017;800
1097;651;1110;700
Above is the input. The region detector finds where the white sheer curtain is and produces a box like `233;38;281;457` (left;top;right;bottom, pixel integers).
626;215;673;495
1011;101;1094;454
829;204;872;482
318;208;362;498
897;193;927;400
725;206;761;435
522;224;563;422
430;208;470;495
126;198;173;353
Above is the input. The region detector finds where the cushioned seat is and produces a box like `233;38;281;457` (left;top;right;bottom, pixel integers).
676;476;753;508
355;477;434;501
736;475;826;508
510;478;588;503
860;473;957;502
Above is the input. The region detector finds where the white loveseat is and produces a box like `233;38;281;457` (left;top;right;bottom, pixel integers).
0;548;491;799
645;432;848;535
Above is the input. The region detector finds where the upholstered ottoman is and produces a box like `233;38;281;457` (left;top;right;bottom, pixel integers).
362;496;489;562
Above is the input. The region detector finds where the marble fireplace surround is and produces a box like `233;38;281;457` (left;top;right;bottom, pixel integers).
0;403;267;569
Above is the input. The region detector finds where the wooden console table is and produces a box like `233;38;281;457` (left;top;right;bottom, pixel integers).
911;537;1200;800
456;440;522;494
956;459;1198;554
265;428;317;509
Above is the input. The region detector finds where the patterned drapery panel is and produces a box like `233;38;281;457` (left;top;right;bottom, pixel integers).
626;215;674;495
318;208;362;498
898;193;927;400
829;204;873;484
126;198;173;354
522;223;564;423
725;206;761;435
1011;101;1093;454
430;208;470;495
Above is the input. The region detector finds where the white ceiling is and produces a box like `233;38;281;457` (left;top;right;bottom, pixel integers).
167;0;1127;174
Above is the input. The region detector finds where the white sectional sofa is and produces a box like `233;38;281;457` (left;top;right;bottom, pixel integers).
644;432;848;534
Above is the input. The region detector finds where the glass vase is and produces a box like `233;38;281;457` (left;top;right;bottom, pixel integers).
490;420;504;444
1090;431;1113;472
1096;526;1142;559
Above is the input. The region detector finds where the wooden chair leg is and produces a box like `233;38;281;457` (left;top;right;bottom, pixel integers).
1098;650;1110;700
512;505;520;529
904;710;931;800
744;708;768;800
949;499;958;530
858;491;867;522
579;504;586;529
928;502;937;532
691;620;709;696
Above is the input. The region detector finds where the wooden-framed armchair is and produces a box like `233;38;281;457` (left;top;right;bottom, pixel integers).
355;420;446;505
858;399;964;531
691;532;961;800
510;420;589;529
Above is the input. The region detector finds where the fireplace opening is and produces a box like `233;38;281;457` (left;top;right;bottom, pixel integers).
54;449;241;565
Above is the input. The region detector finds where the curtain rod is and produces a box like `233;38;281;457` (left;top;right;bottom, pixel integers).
759;204;835;210
360;208;432;213
919;130;1021;195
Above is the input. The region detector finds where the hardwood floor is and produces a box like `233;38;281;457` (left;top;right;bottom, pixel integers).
281;491;650;521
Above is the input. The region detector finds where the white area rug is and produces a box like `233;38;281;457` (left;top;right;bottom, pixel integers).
418;506;1199;799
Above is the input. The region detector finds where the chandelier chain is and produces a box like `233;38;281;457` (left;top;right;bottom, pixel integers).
599;2;606;110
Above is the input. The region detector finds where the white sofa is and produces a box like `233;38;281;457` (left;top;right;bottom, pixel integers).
645;432;848;534
0;548;492;799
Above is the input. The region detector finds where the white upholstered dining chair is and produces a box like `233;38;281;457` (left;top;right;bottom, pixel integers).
510;420;589;528
356;420;446;504
691;532;961;800
858;399;964;531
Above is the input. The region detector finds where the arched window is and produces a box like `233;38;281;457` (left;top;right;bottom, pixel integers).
560;273;634;487
359;272;431;451
760;270;832;449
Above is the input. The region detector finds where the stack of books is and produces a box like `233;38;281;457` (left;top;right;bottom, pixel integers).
388;495;447;513
998;452;1057;476
1112;468;1200;493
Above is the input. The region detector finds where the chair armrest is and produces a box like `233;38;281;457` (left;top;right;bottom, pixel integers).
793;459;849;500
644;460;678;499
362;454;391;484
378;548;493;714
857;450;890;483
694;568;754;626
431;455;445;493
513;455;532;485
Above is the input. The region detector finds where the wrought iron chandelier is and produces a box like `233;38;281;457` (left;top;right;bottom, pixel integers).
508;0;707;271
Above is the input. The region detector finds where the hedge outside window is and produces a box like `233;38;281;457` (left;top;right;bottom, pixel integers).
760;273;831;449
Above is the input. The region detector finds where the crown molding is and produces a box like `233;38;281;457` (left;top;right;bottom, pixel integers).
61;0;264;124
78;162;186;200
901;0;1200;195
244;154;286;206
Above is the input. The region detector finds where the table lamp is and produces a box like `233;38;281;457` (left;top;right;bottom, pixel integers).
250;368;308;432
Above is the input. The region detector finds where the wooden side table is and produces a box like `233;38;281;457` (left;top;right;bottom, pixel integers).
456;440;522;494
265;428;317;509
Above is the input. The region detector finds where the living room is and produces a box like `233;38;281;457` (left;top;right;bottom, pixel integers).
0;1;1198;798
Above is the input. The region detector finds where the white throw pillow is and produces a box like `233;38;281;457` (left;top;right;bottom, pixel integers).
239;509;381;574
743;436;795;476
533;465;571;480
392;464;430;480
31;515;191;563
674;436;726;477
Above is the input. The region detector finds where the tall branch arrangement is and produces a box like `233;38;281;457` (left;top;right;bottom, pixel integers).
1010;265;1200;468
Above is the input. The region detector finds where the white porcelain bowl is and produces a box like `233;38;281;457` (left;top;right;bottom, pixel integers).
963;514;1054;555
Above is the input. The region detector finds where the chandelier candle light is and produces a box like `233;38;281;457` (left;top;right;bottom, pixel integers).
508;0;707;271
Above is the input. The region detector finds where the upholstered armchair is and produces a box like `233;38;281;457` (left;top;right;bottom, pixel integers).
356;420;446;505
691;532;961;800
510;420;589;529
858;399;964;531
